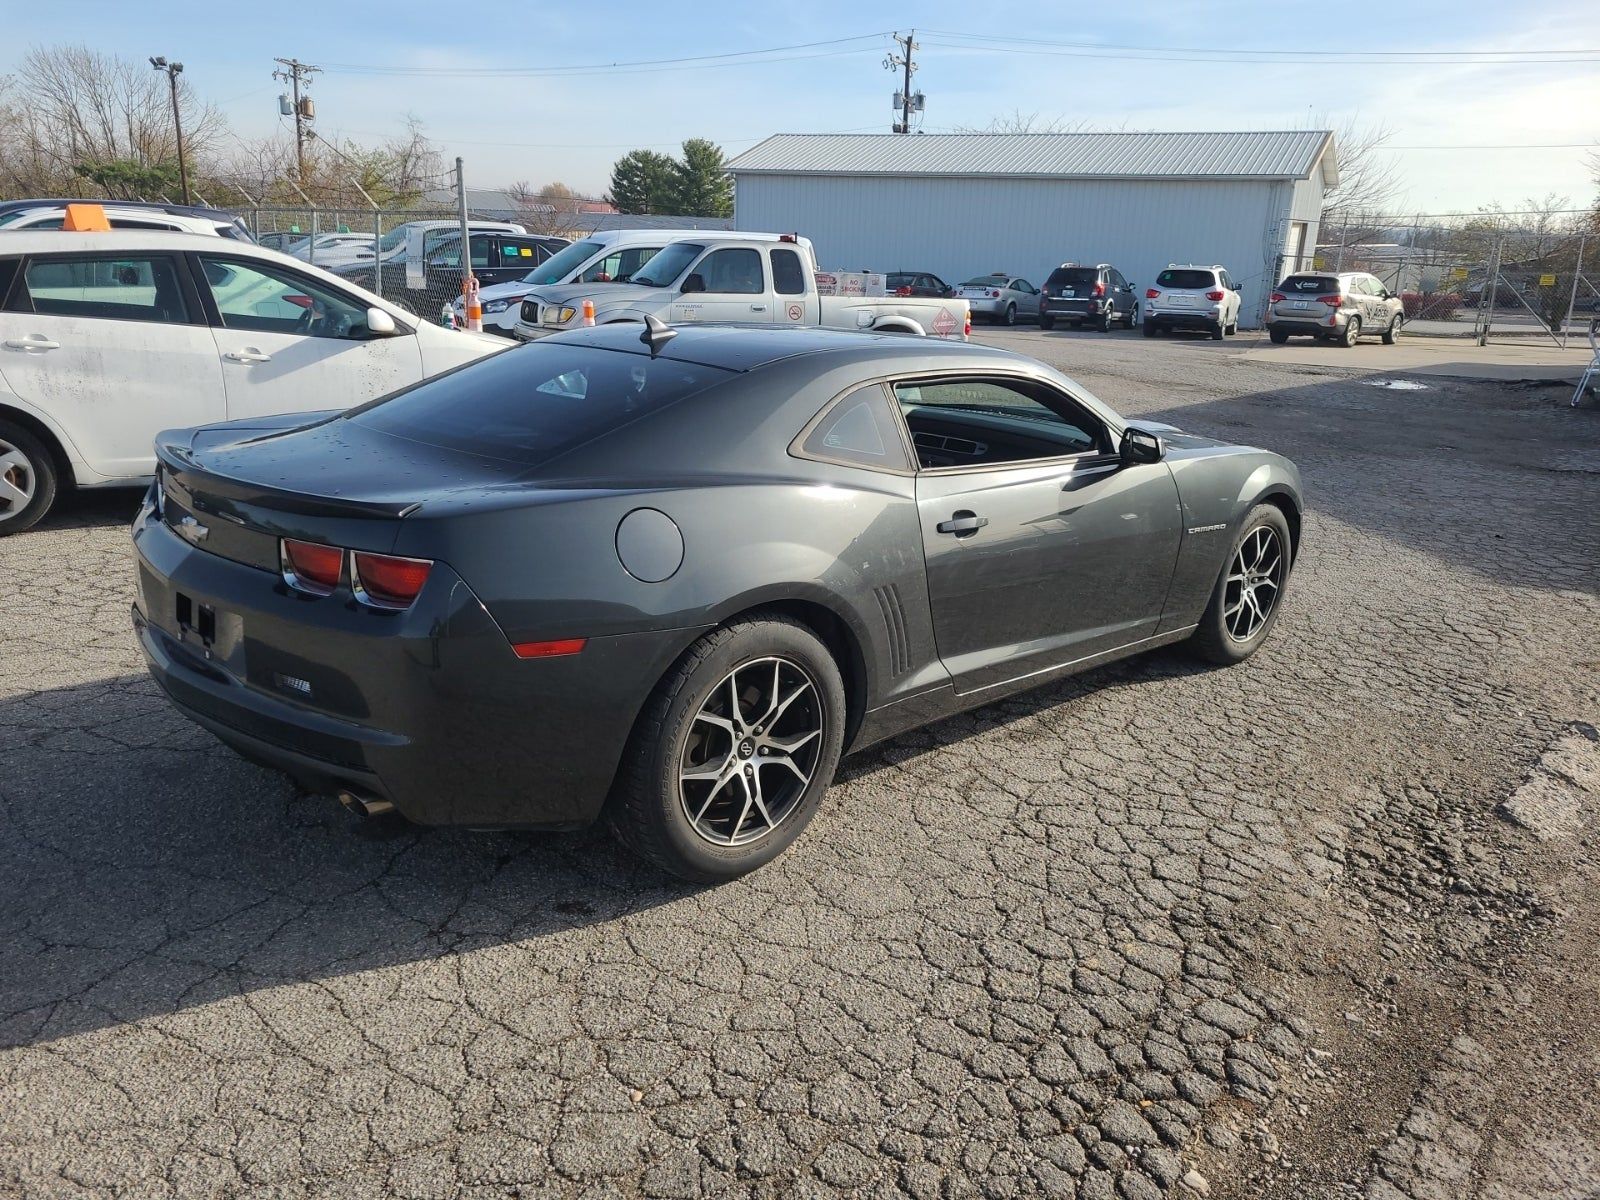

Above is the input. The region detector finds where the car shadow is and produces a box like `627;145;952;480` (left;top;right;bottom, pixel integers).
0;645;1209;1051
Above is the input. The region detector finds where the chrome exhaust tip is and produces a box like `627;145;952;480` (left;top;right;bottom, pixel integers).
338;790;396;819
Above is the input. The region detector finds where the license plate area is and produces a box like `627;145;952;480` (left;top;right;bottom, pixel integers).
176;592;216;645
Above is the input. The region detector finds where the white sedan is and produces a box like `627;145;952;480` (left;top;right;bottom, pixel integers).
0;230;504;533
957;274;1039;326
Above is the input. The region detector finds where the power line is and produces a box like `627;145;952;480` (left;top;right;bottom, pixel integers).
885;32;920;135
320;33;892;77
923;29;1600;61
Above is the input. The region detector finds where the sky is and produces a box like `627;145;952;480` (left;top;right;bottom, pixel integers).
3;0;1597;215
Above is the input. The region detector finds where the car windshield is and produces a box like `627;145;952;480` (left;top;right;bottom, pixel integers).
348;343;733;467
631;242;703;287
521;239;604;285
1045;267;1099;287
1281;275;1340;294
1157;269;1216;290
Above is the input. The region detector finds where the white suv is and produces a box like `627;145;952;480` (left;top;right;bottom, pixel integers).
0;231;504;533
1143;265;1241;340
0;202;253;241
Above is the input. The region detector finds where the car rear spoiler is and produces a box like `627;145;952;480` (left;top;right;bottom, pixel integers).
155;441;419;520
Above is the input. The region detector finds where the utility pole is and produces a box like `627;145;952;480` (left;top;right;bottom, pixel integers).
884;32;921;134
149;57;189;204
272;57;320;182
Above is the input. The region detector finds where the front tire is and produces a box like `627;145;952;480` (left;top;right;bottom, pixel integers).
608;615;846;882
0;420;59;536
1188;504;1293;665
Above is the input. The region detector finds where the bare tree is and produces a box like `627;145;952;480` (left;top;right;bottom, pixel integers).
951;111;1103;135
1313;116;1403;232
4;45;225;199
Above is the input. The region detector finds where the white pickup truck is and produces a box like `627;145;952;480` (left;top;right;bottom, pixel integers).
511;232;969;341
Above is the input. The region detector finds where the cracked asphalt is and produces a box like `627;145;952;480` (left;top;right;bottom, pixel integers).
3;329;1598;1198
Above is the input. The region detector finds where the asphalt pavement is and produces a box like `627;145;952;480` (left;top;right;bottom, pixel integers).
2;327;1597;1198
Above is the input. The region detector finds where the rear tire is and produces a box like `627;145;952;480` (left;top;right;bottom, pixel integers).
607;615;846;883
1004;303;1017;327
1269;328;1289;344
1039;315;1055;331
1098;308;1114;333
1341;316;1362;347
1188;504;1293;666
1210;321;1225;341
1142;320;1158;338
0;419;59;536
1382;315;1402;344
1124;303;1138;330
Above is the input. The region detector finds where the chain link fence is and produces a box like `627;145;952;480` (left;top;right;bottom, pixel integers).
1307;212;1597;347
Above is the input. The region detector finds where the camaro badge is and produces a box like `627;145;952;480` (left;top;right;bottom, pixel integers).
176;515;209;543
1187;523;1226;534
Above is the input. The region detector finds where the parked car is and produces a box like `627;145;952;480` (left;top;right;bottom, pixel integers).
1038;263;1138;332
512;234;970;342
132;321;1302;880
336;226;565;316
1266;271;1404;346
0;200;253;241
255;232;307;252
1143;265;1242;340
0;230;504;533
290;232;377;264
886;271;954;298
958;274;1037;326
450;228;703;337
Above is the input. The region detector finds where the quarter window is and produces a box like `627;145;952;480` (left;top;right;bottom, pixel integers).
10;255;191;324
696;248;764;295
771;248;806;296
798;385;911;472
199;256;373;339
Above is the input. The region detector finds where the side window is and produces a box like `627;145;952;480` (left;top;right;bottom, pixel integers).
616;246;659;280
798;385;911;472
696;248;764;295
894;376;1104;468
771;248;806;296
199;256;372;340
578;252;624;283
0;258;22;308
12;254;191;324
497;238;540;267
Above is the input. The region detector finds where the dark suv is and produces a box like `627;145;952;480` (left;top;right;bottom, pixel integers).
1038;263;1138;331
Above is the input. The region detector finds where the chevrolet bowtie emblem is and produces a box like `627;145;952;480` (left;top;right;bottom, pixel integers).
176;515;209;543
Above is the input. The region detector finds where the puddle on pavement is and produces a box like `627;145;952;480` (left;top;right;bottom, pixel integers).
1363;379;1432;390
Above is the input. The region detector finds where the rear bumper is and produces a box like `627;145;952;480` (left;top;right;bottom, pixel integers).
1146;308;1221;329
1040;300;1102;319
1266;314;1345;335
132;507;697;829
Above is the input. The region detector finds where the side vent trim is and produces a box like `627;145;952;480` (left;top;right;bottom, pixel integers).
873;583;911;678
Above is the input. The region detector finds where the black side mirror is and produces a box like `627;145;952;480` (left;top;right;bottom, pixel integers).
681;273;706;294
1121;427;1164;466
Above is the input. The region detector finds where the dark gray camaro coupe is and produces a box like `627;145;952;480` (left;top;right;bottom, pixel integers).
133;322;1301;881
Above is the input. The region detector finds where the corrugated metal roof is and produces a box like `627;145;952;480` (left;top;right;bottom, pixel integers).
727;131;1337;184
566;213;735;233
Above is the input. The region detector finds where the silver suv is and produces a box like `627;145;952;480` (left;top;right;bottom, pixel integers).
1267;271;1404;347
1143;264;1241;340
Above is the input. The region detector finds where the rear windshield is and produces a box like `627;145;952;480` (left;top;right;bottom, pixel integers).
887;273;915;287
962;276;1008;287
1045;267;1099;287
1156;269;1216;290
348;342;733;467
1280;275;1339;294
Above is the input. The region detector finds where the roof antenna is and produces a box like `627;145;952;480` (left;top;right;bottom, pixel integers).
640;313;677;357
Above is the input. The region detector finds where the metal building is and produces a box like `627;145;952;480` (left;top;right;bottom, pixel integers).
726;130;1338;328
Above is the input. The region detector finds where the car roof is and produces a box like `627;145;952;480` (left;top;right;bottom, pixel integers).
542;322;1017;374
0;230;278;256
0;198;240;221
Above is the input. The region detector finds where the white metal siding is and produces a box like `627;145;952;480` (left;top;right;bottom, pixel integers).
735;174;1288;328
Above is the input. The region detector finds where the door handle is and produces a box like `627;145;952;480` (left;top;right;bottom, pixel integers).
224;349;272;363
4;336;60;351
749;304;767;312
936;512;989;536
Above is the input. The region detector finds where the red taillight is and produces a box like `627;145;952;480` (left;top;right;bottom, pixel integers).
282;539;342;593
989;289;1000;298
1270;292;1286;303
1205;290;1225;302
1145;288;1160;300
1092;282;1105;297
895;286;911;296
1318;294;1342;307
512;637;587;659
352;552;433;608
